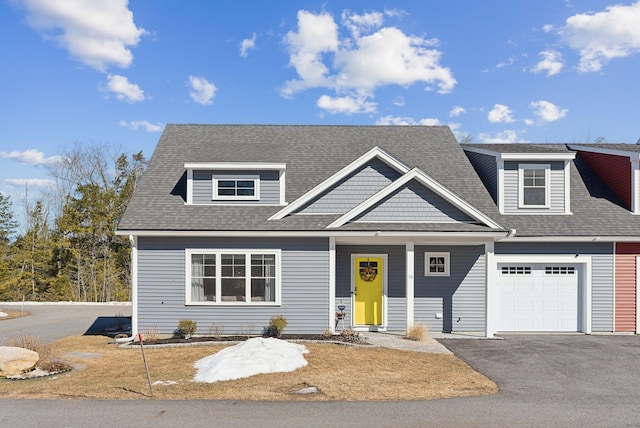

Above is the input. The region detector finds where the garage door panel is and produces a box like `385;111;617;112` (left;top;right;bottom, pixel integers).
498;263;579;332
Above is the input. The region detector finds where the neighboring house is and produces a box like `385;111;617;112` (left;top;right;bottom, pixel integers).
116;125;640;338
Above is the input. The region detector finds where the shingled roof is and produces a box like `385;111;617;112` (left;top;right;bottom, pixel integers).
118;124;502;233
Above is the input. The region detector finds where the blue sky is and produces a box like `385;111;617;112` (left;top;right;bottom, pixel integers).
1;0;640;205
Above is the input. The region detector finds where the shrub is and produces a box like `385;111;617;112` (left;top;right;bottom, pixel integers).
207;323;225;339
339;328;361;343
405;324;427;341
264;315;288;337
177;319;197;338
141;327;159;342
4;332;52;367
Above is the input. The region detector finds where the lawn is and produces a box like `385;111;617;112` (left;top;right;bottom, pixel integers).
0;335;498;400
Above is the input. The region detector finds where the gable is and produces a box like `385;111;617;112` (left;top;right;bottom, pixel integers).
296;157;402;215
351;180;474;223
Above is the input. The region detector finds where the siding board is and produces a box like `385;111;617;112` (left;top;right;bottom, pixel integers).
579;152;632;209
193;170;280;205
137;237;329;335
464;151;498;202
503;161;566;214
615;243;640;332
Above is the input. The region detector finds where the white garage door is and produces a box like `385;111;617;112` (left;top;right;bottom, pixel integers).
498;264;579;332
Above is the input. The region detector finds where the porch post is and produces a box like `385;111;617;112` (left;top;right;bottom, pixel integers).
485;241;497;338
329;237;336;333
406;241;415;331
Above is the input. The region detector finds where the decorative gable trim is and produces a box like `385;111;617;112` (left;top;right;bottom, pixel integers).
326;168;503;229
463;147;577;161
268;147;410;220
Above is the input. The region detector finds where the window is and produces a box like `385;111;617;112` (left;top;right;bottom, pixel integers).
501;266;532;275
425;252;450;276
519;164;549;208
186;250;280;304
212;177;259;200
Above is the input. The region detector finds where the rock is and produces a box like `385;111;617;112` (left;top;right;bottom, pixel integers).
295;386;318;395
0;346;39;376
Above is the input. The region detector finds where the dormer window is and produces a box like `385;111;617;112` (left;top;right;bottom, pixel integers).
519;164;550;208
213;177;259;200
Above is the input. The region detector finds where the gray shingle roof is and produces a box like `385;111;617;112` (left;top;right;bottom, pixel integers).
118;125;502;233
118;126;640;238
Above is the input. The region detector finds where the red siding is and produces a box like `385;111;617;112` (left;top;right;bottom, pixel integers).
579;152;632;209
615;243;640;332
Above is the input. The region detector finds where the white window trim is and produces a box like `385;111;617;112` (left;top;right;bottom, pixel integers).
425;252;450;277
212;176;260;201
185;249;281;306
518;163;550;209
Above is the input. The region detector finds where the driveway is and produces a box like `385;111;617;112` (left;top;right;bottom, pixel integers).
0;303;131;344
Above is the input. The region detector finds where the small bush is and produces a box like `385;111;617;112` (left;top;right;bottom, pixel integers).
405;324;427;341
4;332;52;366
177;319;197;338
141;327;159;342
339;328;361;343
207;323;225;339
264;315;288;337
237;323;256;337
322;328;334;337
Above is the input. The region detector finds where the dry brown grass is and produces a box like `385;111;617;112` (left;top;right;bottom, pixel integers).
0;309;31;320
406;324;427;341
0;335;497;401
3;332;53;364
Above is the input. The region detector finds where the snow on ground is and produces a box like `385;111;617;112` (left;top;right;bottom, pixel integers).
193;337;309;383
0;312;7;318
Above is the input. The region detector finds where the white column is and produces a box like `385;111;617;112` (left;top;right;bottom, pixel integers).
129;235;139;338
406;241;415;331
485;241;497;338
329;237;336;333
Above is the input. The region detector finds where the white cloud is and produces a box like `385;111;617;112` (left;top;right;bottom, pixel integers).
282;9;456;114
487;104;515;123
478;130;527;144
102;74;145;102
188;76;217;105
17;0;146;71
118;120;163;132
4;178;55;188
561;1;640;72
240;33;257;58
317;95;376;114
449;106;466;117
1;149;59;165
531;50;564;76
542;24;554;33
375;116;441;126
530;100;568;122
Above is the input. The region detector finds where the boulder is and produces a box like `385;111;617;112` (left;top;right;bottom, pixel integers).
0;346;39;376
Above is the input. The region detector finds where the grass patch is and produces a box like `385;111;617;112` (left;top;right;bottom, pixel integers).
0;309;31;320
0;335;497;400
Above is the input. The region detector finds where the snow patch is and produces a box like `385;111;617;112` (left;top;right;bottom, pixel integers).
0;312;8;318
193;337;309;383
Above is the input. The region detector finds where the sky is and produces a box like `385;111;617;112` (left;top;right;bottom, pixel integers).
1;0;640;205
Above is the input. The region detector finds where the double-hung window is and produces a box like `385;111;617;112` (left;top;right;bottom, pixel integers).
187;250;280;305
212;176;259;200
519;164;550;208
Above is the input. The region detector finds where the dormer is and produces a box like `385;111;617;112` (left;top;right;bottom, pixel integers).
569;145;640;215
184;162;287;205
463;146;575;215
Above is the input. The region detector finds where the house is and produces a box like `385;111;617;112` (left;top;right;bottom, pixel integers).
116;125;640;338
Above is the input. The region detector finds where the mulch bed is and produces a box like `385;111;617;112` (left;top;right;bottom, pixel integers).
140;333;369;346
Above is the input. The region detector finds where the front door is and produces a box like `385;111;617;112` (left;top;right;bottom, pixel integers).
354;256;384;326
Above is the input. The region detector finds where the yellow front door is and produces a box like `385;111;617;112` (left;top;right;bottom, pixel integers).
354;257;383;325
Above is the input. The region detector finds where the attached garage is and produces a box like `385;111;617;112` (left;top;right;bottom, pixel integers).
497;263;581;332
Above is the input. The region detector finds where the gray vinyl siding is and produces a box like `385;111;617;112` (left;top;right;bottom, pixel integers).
355;181;473;223
495;242;614;332
415;245;486;333
137;237;329;335
503;161;566;214
299;158;401;214
335;245;406;331
465;151;498;202
192;170;280;205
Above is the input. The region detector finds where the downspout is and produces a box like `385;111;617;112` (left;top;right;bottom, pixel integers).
116;235;138;343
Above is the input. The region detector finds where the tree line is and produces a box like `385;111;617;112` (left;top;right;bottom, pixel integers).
0;145;145;302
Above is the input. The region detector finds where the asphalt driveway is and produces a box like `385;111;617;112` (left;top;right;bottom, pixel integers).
0;303;131;344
